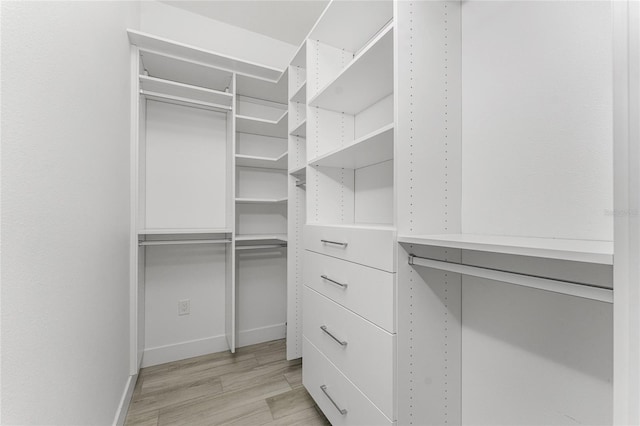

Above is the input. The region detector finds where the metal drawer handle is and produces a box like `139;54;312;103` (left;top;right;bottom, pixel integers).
320;275;348;288
320;385;348;415
320;239;348;247
320;325;347;346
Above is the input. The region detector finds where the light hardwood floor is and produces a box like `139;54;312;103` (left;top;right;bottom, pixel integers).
125;339;330;426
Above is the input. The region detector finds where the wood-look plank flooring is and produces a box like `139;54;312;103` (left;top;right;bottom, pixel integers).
125;339;330;426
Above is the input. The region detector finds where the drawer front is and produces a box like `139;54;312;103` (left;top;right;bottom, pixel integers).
304;250;396;333
303;286;395;419
303;338;394;426
304;225;396;272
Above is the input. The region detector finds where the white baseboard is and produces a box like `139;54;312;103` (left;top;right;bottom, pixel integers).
142;334;229;367
113;373;137;426
141;324;286;368
237;323;286;348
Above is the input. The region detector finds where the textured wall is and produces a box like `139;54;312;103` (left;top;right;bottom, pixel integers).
1;1;139;423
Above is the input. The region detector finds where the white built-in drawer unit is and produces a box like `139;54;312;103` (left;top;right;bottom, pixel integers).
304;250;395;333
304;286;395;419
304;224;396;272
303;338;394;426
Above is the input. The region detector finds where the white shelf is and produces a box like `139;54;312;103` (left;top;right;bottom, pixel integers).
289;165;306;180
289;119;307;138
237;71;288;104
306;222;396;232
140;50;232;93
398;234;614;265
309;123;393;169
236;112;288;138
290;40;306;68
235;197;288;204
127;29;283;82
309;1;393;52
140;75;233;108
309;24;393;115
138;228;231;235
290;81;307;103
236;153;288;170
235;234;288;243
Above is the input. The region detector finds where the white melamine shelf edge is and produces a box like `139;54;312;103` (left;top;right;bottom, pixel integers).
306;223;396;232
290;81;307;103
398;234;614;265
308;123;394;169
138;228;232;235
235;197;288;204
289;119;307;138
236;110;287;126
235;153;288;170
139;75;232;105
307;23;394;115
127;29;284;82
235;234;288;242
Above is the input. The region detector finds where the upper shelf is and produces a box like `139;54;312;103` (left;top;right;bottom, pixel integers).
289;165;306;180
397;234;614;265
290;82;307;104
236;111;288;138
308;24;393;115
309;123;393;169
236;71;288;105
309;0;393;52
140;50;232;92
128;29;284;82
140;75;233;109
236;153;288;170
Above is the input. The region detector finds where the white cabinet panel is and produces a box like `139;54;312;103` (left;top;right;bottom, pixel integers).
303;338;394;426
304;250;395;333
303;286;395;419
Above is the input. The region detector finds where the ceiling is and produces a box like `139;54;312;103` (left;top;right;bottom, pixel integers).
160;1;329;46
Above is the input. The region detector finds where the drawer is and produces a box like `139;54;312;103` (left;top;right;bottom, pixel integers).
304;224;396;272
303;286;395;419
303;338;394;426
304;250;396;333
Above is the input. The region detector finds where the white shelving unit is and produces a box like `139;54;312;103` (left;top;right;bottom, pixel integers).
128;29;290;374
301;1;397;424
395;2;617;425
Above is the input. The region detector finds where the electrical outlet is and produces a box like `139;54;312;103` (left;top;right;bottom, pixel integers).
178;299;190;316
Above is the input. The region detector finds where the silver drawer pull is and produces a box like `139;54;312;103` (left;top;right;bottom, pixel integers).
320;325;347;346
320;385;348;415
320;239;348;247
320;275;348;288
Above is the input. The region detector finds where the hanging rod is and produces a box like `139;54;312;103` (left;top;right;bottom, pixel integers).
139;239;232;246
408;254;613;304
140;90;232;112
236;244;287;251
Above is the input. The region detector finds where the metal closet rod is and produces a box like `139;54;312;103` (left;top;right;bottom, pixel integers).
139;239;232;246
408;254;613;304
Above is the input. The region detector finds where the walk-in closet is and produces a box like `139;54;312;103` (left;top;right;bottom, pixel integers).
2;0;638;425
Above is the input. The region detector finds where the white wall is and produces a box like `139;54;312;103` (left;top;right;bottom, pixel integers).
140;1;297;71
1;1;139;424
461;1;613;241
